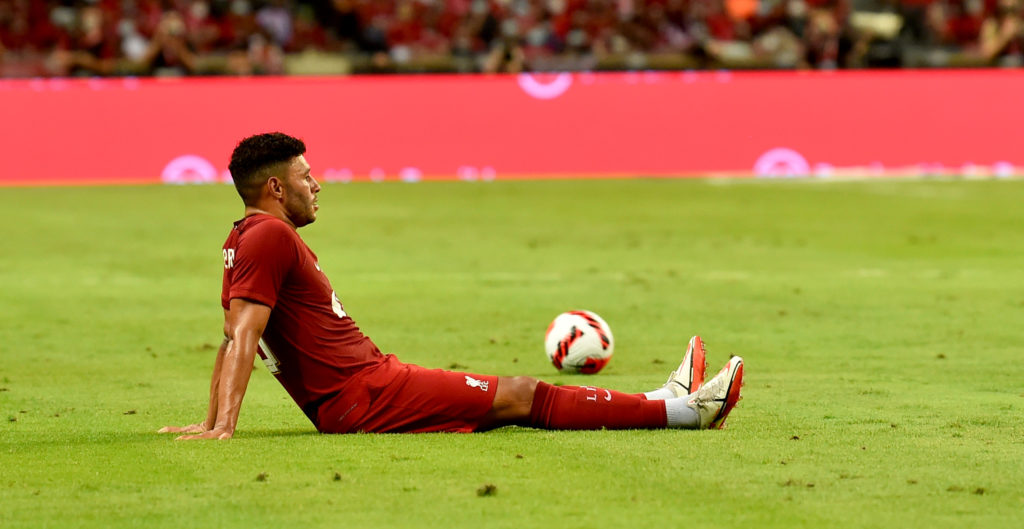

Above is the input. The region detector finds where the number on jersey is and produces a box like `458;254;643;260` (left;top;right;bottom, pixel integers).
258;338;281;374
331;291;347;319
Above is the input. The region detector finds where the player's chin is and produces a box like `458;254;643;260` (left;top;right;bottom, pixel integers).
292;212;317;228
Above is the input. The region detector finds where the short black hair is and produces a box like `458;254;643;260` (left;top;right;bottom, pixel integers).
228;132;306;205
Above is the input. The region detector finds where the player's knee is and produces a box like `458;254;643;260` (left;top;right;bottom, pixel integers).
507;376;539;403
494;376;539;418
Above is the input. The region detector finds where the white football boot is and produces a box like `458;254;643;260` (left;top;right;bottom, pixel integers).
664;336;708;398
687;356;744;430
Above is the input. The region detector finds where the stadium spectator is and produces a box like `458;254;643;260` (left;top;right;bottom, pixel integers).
318;0;361;50
802;2;845;67
949;0;987;47
48;2;119;76
483;34;527;72
135;10;198;75
256;0;292;47
980;0;1023;65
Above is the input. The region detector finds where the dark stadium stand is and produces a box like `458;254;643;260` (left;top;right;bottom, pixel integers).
0;0;1020;77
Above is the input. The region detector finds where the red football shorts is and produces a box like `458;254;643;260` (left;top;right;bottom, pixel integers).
314;354;499;433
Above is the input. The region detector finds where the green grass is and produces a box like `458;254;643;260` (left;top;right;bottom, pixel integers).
2;179;1023;528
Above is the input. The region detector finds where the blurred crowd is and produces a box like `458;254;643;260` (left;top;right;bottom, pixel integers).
1;0;1022;77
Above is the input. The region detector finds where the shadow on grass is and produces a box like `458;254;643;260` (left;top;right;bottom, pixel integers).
2;428;322;447
235;428;320;439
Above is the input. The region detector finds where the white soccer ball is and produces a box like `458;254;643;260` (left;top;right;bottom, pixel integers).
544;310;614;374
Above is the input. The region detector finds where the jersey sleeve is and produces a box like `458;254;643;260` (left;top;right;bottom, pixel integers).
228;220;300;308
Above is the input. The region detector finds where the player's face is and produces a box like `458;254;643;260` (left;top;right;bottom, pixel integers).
281;155;320;228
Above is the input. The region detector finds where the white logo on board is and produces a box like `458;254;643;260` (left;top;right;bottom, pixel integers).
161;154;219;184
753;148;810;178
517;73;573;100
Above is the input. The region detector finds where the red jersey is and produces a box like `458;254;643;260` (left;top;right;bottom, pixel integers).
221;214;385;423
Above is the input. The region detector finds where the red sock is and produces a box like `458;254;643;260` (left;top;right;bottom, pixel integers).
528;382;667;430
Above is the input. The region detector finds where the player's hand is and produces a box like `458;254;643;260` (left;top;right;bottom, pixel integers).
175;427;233;441
157;422;207;435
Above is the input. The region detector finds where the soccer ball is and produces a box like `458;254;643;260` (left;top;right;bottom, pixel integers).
544;310;614;374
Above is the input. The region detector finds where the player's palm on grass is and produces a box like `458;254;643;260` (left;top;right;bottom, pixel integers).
157;423;207;435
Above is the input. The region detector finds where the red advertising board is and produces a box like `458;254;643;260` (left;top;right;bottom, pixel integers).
1;70;1021;186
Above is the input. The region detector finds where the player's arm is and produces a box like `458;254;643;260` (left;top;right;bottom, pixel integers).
176;298;271;440
200;335;230;430
158;332;229;435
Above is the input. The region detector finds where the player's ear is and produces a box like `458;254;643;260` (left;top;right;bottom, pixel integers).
267;176;284;199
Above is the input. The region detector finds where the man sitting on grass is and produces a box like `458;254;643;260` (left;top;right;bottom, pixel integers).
159;132;744;439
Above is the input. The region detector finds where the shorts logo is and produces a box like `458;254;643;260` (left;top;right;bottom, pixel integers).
465;376;490;392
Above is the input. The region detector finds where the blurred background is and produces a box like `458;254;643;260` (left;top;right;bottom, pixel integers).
2;1;1021;183
1;0;1022;78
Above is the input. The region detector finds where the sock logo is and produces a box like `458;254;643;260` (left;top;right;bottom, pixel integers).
465;376;490;392
581;386;613;402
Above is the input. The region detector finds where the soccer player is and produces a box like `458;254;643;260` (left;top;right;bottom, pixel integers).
159;132;744;440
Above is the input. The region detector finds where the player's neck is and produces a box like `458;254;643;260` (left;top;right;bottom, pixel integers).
244;205;296;230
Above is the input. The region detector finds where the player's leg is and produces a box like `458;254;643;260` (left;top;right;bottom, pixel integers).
482;375;538;425
642;335;708;400
691;356;745;429
482;375;669;429
316;356;503;434
484;354;743;431
635;337;744;429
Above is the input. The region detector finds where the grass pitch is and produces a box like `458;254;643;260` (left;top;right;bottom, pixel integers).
2;179;1023;528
